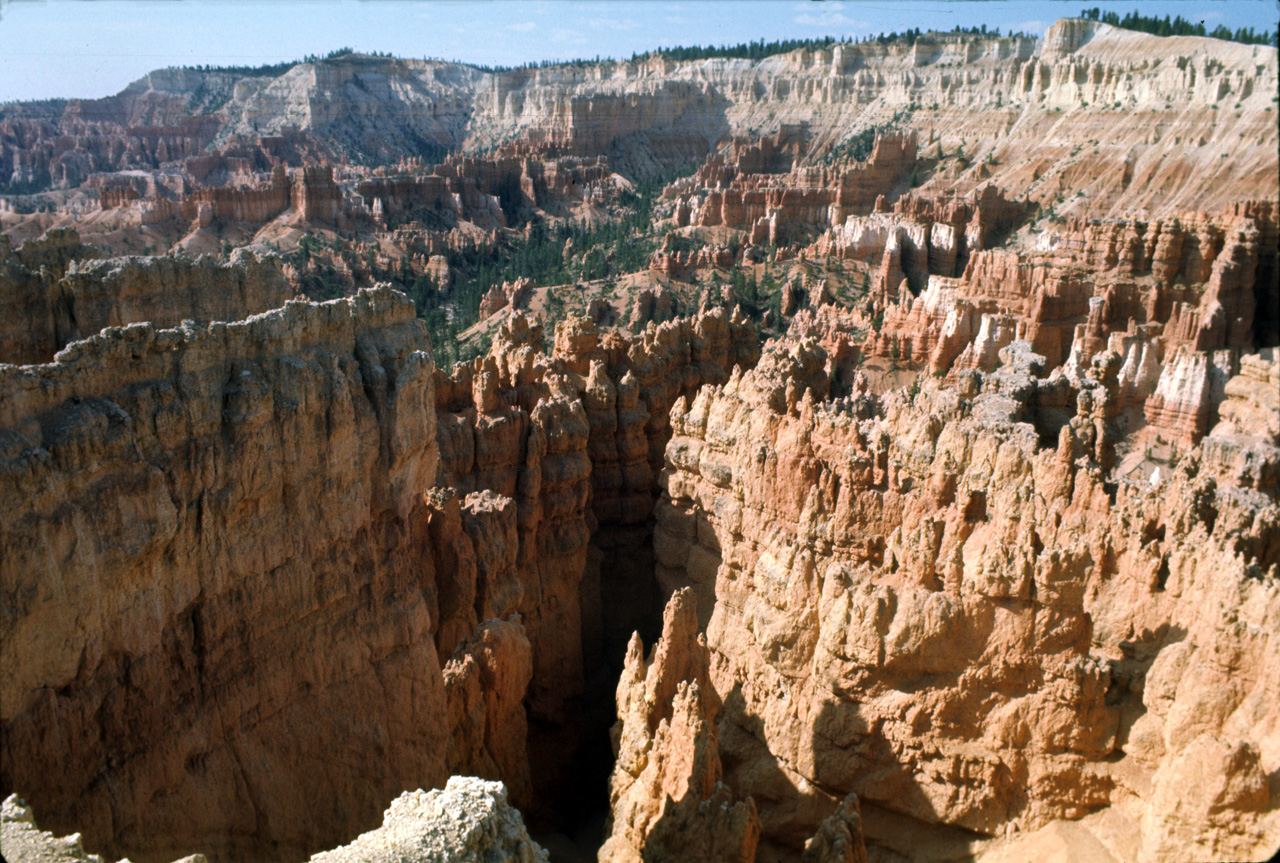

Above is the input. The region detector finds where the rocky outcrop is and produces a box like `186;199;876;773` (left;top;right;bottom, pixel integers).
308;778;548;863
6;20;1274;211
2;18;1278;863
431;317;594;816
430;308;760;817
0;229;103;364
1200;349;1280;496
857;202;1275;435
655;339;1280;861
1142;347;1240;446
600;589;760;863
0;107;221;194
2;781;547;863
813;185;1030;286
666;130;918;244
359;153;618;230
800;795;867;863
477;277;533;319
625;286;677;330
1;794;206;863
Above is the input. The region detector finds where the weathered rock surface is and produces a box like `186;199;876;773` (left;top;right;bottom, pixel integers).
2;783;546;863
665;130;918;245
1;17;1278;863
0;244;293;364
308;778;548;863
430;308;759;818
1;794;198;863
1200;349;1280;497
653;339;1280;862
0;287;533;863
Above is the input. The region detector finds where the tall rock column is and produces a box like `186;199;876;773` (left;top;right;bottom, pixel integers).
599;589;760;863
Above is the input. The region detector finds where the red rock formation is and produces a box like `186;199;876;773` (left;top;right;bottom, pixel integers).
0;229;103;364
1143;347;1241;447
178;164;292;224
1200;349;1280;496
667;131;918;246
859;202;1274;382
655;338;1280;861
357;153;618;230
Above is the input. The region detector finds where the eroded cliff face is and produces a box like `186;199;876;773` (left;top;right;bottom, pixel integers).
427;307;761;820
5;21;1275;216
0;287;529;863
650;339;1280;862
0;238;294;364
601;589;760;863
1;778;550;863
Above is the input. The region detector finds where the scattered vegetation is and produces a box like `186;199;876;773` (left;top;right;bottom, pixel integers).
181;47;364;78
821;111;907;165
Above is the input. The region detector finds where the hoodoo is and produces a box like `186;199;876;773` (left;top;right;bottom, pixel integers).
1;10;1277;863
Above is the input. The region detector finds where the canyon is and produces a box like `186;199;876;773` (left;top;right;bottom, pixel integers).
1;17;1278;863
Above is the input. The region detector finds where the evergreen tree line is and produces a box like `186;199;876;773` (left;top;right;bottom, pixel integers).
636;36;843;64
182;47;363;77
1079;8;1277;46
872;25;1034;45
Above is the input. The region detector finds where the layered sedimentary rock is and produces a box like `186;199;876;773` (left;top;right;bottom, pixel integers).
813;185;1030;290
0;228;103;364
861;201;1276;411
1142;347;1240;447
478;277;533;319
1;794;186;863
359;153;618;229
1;17;1278;863
651;339;1280;862
6;20;1275;213
0;247;294;365
665;130;918;245
431;316;596;814
429;308;761;816
1199;349;1280;496
0;288;533;863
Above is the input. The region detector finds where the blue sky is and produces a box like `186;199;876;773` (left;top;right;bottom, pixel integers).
0;0;1275;103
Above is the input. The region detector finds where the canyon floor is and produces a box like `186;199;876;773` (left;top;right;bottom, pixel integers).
2;17;1279;863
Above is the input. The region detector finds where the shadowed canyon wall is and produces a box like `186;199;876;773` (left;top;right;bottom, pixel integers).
0;285;761;861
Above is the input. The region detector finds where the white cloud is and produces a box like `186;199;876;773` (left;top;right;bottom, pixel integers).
794;9;865;29
550;28;590;45
510;21;537;32
587;17;638;32
1009;19;1051;35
